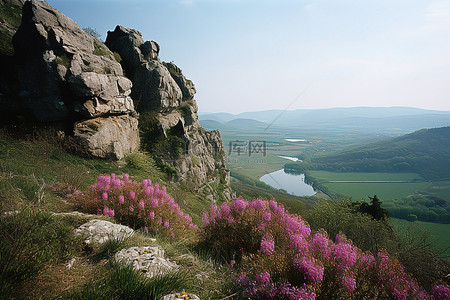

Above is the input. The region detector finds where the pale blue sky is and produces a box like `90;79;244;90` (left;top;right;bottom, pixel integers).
47;0;450;113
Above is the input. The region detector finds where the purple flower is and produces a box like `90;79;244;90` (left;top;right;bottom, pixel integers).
150;197;159;207
341;274;356;292
164;221;170;228
102;192;108;201
129;205;134;212
118;195;124;204
262;212;272;222
432;284;450;300
255;271;271;285
293;255;324;284
138;201;145;210
260;237;275;256
123;174;129;181
129;190;136;200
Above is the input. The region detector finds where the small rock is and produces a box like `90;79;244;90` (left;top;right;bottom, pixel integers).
66;258;76;269
160;292;200;300
74;219;134;244
115;246;178;278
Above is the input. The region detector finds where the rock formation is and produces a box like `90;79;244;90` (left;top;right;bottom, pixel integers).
1;1;230;199
5;0;139;159
106;25;230;198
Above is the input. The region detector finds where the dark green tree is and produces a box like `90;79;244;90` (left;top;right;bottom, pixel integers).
360;195;389;221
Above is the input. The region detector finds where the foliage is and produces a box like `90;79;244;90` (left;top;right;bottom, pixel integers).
139;112;186;162
70;262;190;300
82;26;102;40
0;0;23;56
358;195;389;220
91;236;127;262
70;173;198;238
0;208;77;297
200;197;447;299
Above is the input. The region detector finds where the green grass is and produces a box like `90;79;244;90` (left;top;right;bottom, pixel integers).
324;181;430;202
308;171;430;201
309;171;424;182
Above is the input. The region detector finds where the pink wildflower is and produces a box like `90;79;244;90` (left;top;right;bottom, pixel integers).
102;192;108;201
260;236;275;256
129;190;135;199
149;211;155;219
138;201;145;210
118;195;124;204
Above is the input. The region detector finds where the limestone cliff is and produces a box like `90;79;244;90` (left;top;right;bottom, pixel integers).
106;25;230;199
0;1;230;200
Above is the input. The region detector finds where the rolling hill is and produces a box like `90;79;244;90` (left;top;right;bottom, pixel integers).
303;126;450;180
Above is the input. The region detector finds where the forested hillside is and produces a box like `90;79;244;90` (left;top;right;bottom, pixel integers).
304;126;450;180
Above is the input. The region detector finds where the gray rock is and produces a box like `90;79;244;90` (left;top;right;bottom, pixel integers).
160;293;200;300
105;25;183;111
163;62;196;101
115;246;179;278
74;219;134;244
8;1;138;160
74;115;140;160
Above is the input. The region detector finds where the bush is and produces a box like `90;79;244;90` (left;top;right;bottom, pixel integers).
71;173;197;238
200;197;446;299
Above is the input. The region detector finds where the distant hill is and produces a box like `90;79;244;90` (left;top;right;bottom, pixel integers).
303;126;450;180
199;119;228;131
225;118;267;129
199;107;450;134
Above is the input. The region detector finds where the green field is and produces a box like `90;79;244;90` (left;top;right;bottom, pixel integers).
309;171;424;182
309;171;430;201
391;218;450;259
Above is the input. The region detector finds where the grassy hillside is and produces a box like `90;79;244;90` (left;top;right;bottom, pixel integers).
303;126;450;180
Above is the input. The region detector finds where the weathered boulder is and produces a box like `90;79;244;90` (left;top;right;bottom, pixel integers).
105;25;183;111
74;115;139;160
74;219;134;244
115;246;179;278
7;0;139;159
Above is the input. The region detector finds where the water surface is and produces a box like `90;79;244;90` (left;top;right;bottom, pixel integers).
260;169;316;196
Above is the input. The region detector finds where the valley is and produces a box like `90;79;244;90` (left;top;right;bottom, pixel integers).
200;108;450;258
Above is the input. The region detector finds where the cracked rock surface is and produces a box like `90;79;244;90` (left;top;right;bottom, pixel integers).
74;219;134;244
115;246;179;278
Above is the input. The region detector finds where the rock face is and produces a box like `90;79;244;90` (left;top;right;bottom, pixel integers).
4;0;139;159
1;1;230;199
105;26;183;111
106;26;230;198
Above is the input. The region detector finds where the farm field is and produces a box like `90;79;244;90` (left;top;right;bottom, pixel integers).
309;171;430;201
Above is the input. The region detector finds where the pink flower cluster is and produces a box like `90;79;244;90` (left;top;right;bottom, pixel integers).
201;196;447;299
73;173;197;237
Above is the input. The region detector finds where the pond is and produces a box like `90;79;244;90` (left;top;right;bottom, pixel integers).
260;169;316;196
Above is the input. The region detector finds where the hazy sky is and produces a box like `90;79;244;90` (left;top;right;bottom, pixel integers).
46;0;450;113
